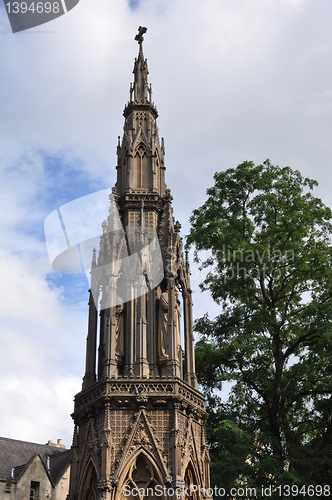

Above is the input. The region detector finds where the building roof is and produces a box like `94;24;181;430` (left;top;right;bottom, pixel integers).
49;448;71;484
0;436;71;486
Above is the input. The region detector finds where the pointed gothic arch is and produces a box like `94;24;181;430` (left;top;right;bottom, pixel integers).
184;461;201;500
79;458;99;500
133;143;149;189
182;421;204;486
116;450;165;500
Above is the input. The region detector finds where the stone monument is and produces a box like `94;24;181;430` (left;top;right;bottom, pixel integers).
66;28;210;500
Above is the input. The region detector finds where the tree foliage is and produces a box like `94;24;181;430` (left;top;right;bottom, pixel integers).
187;160;332;490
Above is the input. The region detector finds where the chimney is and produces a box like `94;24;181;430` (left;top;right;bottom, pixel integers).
57;438;66;449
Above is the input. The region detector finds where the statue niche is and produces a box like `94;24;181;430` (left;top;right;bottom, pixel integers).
157;284;183;375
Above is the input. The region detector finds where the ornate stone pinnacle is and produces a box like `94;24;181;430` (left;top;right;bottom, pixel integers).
92;248;97;267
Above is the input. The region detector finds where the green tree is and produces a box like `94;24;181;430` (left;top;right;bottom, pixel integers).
187;160;332;489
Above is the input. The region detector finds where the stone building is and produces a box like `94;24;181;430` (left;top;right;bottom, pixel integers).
0;437;71;500
67;28;210;500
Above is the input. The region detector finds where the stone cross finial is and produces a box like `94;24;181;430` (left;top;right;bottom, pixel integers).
135;26;147;46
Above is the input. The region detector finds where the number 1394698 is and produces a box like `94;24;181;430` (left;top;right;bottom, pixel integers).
5;2;60;14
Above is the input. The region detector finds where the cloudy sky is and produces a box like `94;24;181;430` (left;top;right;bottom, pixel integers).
1;0;332;448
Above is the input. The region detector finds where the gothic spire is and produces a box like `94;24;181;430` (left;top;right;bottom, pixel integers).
132;26;149;103
118;27;164;196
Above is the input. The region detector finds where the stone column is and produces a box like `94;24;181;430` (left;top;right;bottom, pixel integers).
104;276;118;378
187;289;198;389
147;287;158;377
183;290;190;385
166;278;181;378
172;403;184;492
98;400;113;500
98;285;107;381
152;154;157;192
82;289;98;390
124;280;136;376
135;274;149;377
66;425;79;500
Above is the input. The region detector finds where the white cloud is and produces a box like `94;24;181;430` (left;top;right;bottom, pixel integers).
1;0;332;445
0;374;81;446
0;248;85;446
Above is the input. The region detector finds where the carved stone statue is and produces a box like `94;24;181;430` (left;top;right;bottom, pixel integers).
157;288;169;363
115;301;124;361
175;289;182;369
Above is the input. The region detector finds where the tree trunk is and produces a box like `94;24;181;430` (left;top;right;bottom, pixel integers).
270;334;284;462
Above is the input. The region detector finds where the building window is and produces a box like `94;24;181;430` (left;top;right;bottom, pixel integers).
30;481;40;500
